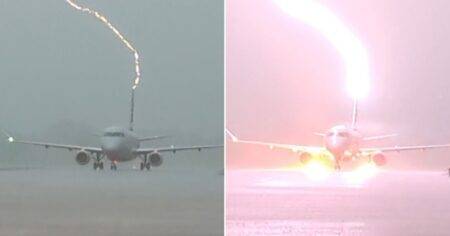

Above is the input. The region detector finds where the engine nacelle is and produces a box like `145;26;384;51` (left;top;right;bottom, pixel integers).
149;152;163;167
75;150;91;165
299;152;312;164
372;153;387;166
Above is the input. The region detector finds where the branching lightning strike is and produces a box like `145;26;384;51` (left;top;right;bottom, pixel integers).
66;0;141;90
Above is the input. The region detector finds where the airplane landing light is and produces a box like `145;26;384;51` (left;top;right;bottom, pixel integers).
343;162;379;185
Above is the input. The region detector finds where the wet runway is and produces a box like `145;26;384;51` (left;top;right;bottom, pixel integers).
0;166;223;236
227;169;450;236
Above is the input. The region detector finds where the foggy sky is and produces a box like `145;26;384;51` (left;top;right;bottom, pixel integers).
227;0;450;169
0;0;223;166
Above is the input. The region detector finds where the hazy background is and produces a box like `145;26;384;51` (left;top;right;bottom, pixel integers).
227;0;450;170
0;0;223;168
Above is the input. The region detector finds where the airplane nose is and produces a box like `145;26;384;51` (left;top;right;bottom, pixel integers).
102;145;118;152
325;136;346;154
102;141;121;152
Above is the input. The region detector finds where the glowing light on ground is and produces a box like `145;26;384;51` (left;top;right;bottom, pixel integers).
274;0;370;99
283;153;378;184
343;162;379;185
283;152;334;181
66;0;141;90
300;160;333;181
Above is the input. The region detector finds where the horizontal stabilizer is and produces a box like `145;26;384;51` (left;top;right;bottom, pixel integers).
138;135;169;142
363;133;398;141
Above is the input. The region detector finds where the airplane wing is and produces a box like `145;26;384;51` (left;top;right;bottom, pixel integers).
134;145;223;154
362;133;398;141
225;129;323;153
361;144;450;153
138;135;169;142
2;129;102;153
8;138;102;153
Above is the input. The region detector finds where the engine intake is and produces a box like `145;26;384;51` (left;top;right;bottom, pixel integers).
75;150;91;165
299;152;312;164
372;153;387;166
149;152;163;167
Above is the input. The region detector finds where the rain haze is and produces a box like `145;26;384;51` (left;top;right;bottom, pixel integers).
0;0;223;235
226;0;450;235
227;0;450;170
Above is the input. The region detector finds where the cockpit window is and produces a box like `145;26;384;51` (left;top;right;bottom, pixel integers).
104;132;125;137
327;132;349;138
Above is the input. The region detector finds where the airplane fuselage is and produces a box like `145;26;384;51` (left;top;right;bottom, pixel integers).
100;126;139;162
323;125;362;164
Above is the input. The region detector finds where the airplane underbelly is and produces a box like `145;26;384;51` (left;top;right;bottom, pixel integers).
106;150;135;162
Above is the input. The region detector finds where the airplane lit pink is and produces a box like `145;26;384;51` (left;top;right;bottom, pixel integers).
226;102;450;170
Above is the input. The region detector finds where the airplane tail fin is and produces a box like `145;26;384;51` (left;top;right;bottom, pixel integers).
129;89;135;131
351;98;358;130
363;133;398;141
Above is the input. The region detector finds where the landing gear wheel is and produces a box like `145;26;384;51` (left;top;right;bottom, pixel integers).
140;162;145;171
146;163;151;170
94;162;104;170
335;164;341;171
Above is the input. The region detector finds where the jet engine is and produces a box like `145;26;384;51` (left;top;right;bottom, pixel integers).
371;152;387;166
299;152;312;163
149;152;163;167
75;150;91;165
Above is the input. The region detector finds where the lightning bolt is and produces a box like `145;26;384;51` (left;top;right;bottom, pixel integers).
66;0;141;90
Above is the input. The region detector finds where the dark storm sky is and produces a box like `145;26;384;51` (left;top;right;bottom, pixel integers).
227;0;450;169
0;0;223;164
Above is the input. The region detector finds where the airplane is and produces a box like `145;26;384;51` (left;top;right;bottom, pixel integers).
226;100;450;170
2;90;223;171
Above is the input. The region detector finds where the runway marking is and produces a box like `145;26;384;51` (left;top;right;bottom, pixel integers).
66;0;141;90
227;220;365;236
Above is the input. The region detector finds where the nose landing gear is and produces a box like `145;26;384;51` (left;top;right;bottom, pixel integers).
110;162;118;170
140;155;151;171
334;163;341;171
334;155;342;171
93;161;104;170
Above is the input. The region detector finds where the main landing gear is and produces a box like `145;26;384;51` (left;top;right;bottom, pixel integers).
334;155;342;171
140;155;151;171
93;153;104;170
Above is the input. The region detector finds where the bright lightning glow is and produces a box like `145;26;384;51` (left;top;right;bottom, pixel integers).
66;0;141;91
300;159;333;181
343;162;379;185
274;0;370;99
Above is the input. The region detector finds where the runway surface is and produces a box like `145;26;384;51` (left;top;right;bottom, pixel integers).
227;169;450;236
0;165;223;236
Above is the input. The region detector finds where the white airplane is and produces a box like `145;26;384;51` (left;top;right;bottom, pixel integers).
226;101;450;170
3;91;222;171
